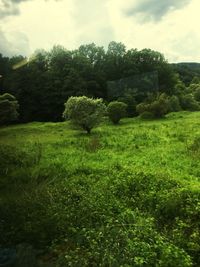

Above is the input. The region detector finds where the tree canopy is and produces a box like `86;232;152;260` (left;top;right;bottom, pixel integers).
63;96;106;134
0;41;185;122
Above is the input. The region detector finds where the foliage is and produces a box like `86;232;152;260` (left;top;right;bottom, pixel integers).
107;101;127;124
0;93;19;125
194;87;200;101
136;93;170;118
168;95;182;112
172;63;200;86
173;79;187;97
118;88;137;117
63;96;106;133
140;111;154;120
0;42;177;122
0;112;200;266
149;94;170;117
191;76;200;84
187;82;200;102
180;94;200;111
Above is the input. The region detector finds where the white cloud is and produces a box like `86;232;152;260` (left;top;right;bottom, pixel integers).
0;0;200;62
107;0;200;62
0;0;33;19
72;0;115;47
0;28;30;56
124;0;191;22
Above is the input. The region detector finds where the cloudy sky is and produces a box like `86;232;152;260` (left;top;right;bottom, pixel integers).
0;0;200;62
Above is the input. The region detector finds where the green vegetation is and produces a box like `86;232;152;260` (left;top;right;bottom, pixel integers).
63;96;106;134
172;63;200;86
168;95;182;112
0;43;177;122
2;43;200;124
1;41;200;266
107;101;127;124
136;93;170;118
0;111;200;266
0;93;19;125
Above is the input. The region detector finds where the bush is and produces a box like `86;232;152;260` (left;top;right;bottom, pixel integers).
140;111;154;120
191;76;200;84
118;89;137;117
107;101;127;124
63;96;106;134
180;94;200;111
0;93;19;125
149;94;170;118
168;95;182;112
136;102;147;115
193;87;200;101
136;94;170;118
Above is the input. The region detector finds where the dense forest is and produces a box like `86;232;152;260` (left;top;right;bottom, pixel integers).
172;63;200;86
1;41;200;123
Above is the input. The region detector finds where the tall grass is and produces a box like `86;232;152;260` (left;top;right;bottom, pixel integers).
0;112;200;266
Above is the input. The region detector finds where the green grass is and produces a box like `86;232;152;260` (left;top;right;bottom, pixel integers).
0;111;200;266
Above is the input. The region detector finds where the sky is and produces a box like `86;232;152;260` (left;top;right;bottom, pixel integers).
0;0;200;62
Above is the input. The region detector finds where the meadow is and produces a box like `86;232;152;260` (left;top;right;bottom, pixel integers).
0;111;200;266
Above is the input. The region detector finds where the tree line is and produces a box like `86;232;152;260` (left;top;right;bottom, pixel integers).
0;41;200;124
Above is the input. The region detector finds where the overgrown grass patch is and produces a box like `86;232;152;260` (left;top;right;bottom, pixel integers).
0;111;200;266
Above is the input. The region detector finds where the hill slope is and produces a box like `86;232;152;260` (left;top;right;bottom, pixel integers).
172;62;200;85
0;112;200;266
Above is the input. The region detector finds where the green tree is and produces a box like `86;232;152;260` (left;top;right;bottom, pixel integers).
63;96;106;134
191;76;200;84
0;93;19;125
194;87;200;102
118;88;137;117
168;95;182;112
180;94;200;111
104;41;126;80
107;101;127;124
78;43;105;67
174;78;187;97
0;43;184;123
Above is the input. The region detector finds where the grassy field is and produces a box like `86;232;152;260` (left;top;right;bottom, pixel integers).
0;111;200;266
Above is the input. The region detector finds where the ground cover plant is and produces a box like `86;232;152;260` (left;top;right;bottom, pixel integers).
0;111;200;266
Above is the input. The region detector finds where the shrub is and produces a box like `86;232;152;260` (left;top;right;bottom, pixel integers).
140;111;154;120
193;87;200;101
168;95;182;112
180;94;200;111
0;93;19;125
136;94;170;118
63;96;106;134
136;102;147;115
107;101;127;124
149;94;170;118
191;76;200;84
118;90;137;117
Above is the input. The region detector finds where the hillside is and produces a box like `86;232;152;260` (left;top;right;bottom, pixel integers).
172;62;200;85
0;112;200;266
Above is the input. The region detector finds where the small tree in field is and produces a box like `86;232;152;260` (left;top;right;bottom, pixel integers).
107;101;127;124
0;93;19;125
63;96;106;134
